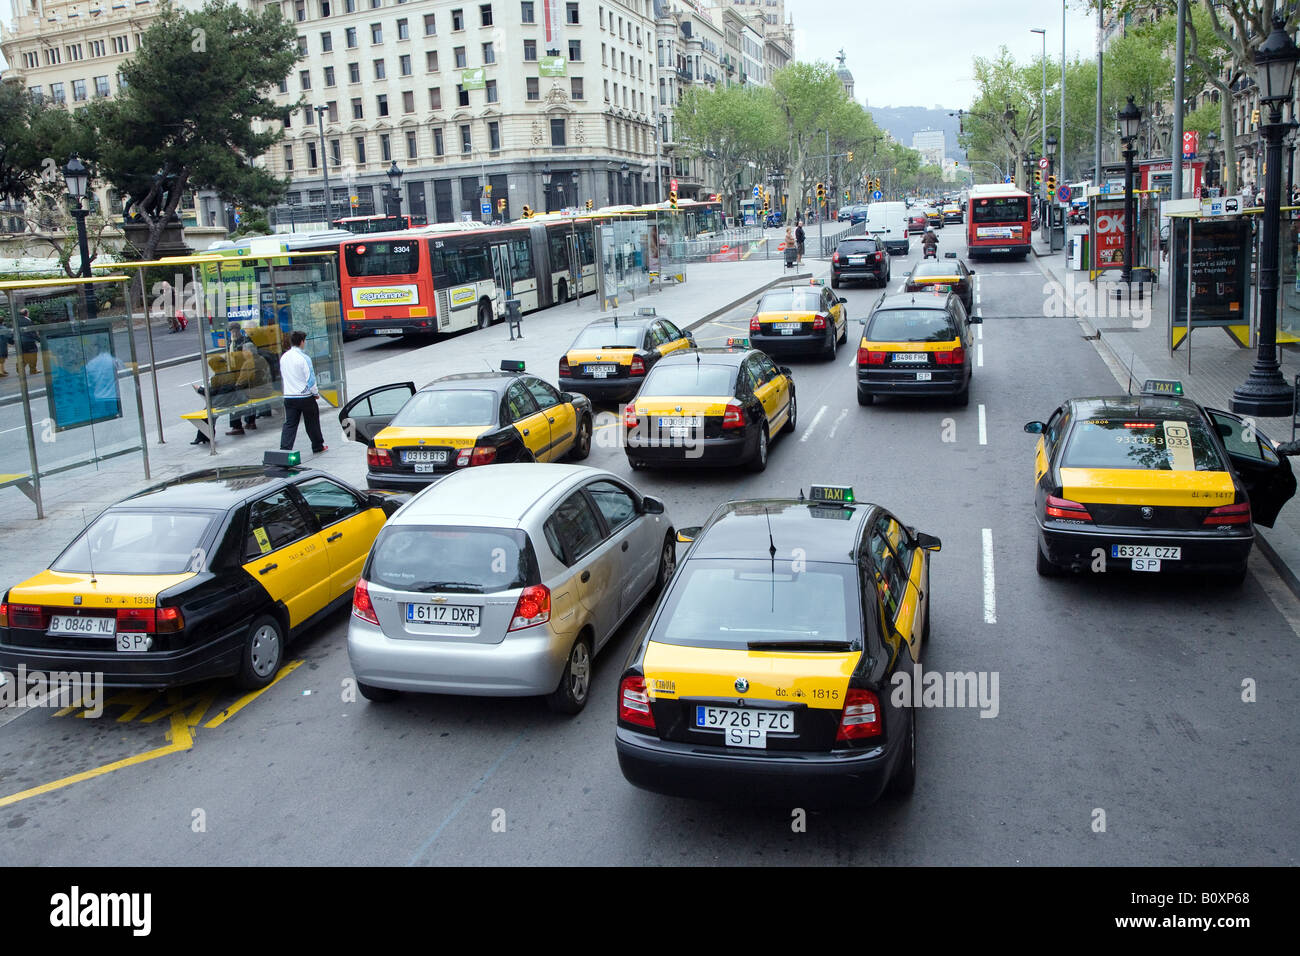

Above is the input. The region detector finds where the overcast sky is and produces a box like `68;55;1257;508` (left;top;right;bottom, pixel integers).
793;0;1099;110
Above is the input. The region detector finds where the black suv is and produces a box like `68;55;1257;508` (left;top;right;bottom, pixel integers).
831;236;889;288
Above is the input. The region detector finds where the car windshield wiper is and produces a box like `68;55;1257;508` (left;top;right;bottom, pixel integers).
746;639;855;652
411;581;484;593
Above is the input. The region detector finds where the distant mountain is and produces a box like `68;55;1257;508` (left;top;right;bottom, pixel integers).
868;106;967;163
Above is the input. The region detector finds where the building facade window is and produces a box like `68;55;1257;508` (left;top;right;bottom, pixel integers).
570;76;583;100
370;23;383;43
397;17;409;39
345;26;357;47
482;41;495;64
429;87;442;108
356;136;368;163
349;61;361;82
433;127;445;156
566;1;578;24
300;69;312;89
488;120;500;150
402;89;415;112
480;4;493;26
72;79;87;102
460;124;472;152
307;141;318;168
94;75;111;98
526;76;539;100
324;65;336;85
568;39;581;61
424;13;436;34
457;84;469;106
399;53;412;75
374;58;386;79
550;117;566;146
352;96;364;118
523;38;536;60
452;7;464;30
427;50;439;71
380;133;392;161
285;145;296;170
321;31;333;52
377;93;389;115
454;46;467;68
520;1;534;23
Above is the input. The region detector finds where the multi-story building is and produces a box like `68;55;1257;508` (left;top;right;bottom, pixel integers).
258;0;663;227
652;0;723;201
912;128;945;169
718;5;761;88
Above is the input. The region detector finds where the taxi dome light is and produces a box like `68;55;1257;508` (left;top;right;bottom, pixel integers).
636;307;657;316
619;675;656;729
836;689;882;741
1141;379;1184;397
727;337;751;349
264;450;300;468
508;584;551;631
809;484;855;504
352;579;379;625
500;360;526;373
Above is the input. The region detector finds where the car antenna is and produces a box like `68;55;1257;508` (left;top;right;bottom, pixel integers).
82;508;96;585
765;507;777;613
1125;352;1137;396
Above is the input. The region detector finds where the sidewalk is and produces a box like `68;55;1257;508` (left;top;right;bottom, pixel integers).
1032;235;1300;596
0;257;818;587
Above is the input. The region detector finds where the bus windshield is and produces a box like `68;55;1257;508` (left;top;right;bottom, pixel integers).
344;240;420;277
971;197;1029;223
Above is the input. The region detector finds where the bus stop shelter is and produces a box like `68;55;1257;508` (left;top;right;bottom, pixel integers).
0;274;150;518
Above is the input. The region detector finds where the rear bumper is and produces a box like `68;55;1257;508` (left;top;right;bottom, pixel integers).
561;377;640;404
0;629;244;689
344;318;438;336
364;469;453;491
626;430;754;466
1037;523;1254;573
347;617;569;696
857;367;967;396
832;264;887;282
616;727;895;806
968;244;1031;257
751;330;830;355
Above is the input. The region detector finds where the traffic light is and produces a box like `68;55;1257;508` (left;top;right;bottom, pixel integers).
847;150;854;163
497;197;506;213
669;188;678;209
484;184;492;196
1034;168;1042;186
1252;107;1261;125
874;178;881;191
521;204;533;219
585;198;593;210
1046;174;1056;195
816;182;826;203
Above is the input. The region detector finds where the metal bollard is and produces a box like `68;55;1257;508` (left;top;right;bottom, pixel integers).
505;299;523;340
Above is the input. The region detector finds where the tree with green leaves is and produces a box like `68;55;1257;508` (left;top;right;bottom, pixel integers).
93;0;300;264
0;85;100;204
673;84;783;216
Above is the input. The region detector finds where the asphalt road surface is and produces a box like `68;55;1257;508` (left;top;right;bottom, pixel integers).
2;226;1297;866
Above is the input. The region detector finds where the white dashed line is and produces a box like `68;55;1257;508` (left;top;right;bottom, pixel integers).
982;529;997;624
826;407;849;439
976;323;983;340
977;343;984;367
800;404;828;442
978;404;987;445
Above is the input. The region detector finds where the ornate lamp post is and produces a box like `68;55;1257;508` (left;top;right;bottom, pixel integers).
1118;95;1143;285
63;156;97;319
384;161;403;218
1205;131;1220;193
541;164;552;212
620;162;630;205
1232;15;1300;417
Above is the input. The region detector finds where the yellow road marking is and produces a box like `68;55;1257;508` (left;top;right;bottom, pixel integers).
138;689;215;725
203;660;303;729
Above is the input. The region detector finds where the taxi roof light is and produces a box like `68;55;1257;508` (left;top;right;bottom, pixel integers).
808;484;855;505
726;337;751;349
1140;379;1184;397
500;360;526;373
636;307;656;316
264;450;300;469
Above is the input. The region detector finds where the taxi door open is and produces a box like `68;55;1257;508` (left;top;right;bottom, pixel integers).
241;489;333;628
1206;410;1298;527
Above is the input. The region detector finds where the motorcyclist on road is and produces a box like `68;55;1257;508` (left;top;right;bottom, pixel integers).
922;227;938;257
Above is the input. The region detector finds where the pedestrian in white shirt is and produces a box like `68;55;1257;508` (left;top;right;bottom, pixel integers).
278;331;327;454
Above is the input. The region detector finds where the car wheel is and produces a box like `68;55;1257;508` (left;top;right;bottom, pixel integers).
570;415;592;460
546;635;592;715
652;533;676;596
749;423;769;472
477;300;493;330
782;387;797;433
857;387;874;406
236;614;284;690
358;680;399;702
824;328;837;360
837;319;848;345
1036;538;1064;577
886;709;916;797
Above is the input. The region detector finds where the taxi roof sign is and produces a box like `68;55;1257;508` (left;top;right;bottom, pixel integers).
500;360;526;373
1141;379;1184;397
809;484;855;505
264;449;301;468
726;337;751;349
636;307;656;316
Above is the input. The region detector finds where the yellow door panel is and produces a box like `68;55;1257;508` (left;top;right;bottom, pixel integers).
546;403;577;460
241;531;333;629
1034;437;1048;484
7;570;196;609
657;337;690;356
324;508;387;599
1059;467;1236;506
754;379;780;431
513;412;551;461
642;641;860;709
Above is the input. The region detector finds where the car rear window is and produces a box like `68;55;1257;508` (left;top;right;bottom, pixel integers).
639;363;737;397
651;559;857;649
52;511;216;574
911;262;961;279
837;239;879;254
571;325;643;349
390;389;498;428
865;307;957;342
366;525;538;593
1061;417;1226;472
758;290;822;312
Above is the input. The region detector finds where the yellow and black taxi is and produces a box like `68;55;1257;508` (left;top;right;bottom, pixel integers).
1026;381;1298;584
902;253;975;314
615;484;942;806
558;309;696;403
924;206;944;229
0;453;401;690
339;361;594;490
856;291;980;407
624;341;795;472
942;201;963;224
747;281;849;359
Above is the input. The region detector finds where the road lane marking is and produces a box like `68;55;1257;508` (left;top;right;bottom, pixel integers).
800;404;828;442
826;407;849;439
976;324;983;340
982;529;997;624
203;659;304;728
977;343;984;367
978;404;987;445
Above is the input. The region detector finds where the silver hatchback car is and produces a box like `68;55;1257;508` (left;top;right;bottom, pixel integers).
348;463;676;713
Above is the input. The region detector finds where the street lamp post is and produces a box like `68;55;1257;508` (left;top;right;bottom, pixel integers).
1046;131;1058;242
63;156;97;320
1032;27;1047;201
620;162;630;205
1232;15;1300;417
384;161;403;218
1118;96;1142;285
314;106;333;227
1206;131;1220;193
571;169;581;209
541;164;552;212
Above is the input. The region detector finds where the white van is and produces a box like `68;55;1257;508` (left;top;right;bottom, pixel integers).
863;201;910;255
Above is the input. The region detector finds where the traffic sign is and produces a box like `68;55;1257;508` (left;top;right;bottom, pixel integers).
1056;184;1072;203
872;189;882;200
753;185;761;199
480;202;491;216
1038;157;1049;170
1004;176;1012;183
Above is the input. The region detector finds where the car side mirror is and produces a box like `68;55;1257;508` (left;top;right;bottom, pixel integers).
561;391;578;404
837;296;847;304
778;366;793;377
967;267;976;274
676;527;701;544
642;495;666;515
1024;421;1045;434
914;532;942;552
1275;440;1300;457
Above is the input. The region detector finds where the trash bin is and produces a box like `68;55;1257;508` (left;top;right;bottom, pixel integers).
784;245;798;269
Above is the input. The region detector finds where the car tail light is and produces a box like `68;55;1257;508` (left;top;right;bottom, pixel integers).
934;347;965;365
630;355;646;376
0;602;6;628
836;689;883;741
832;251;840;264
859;349;886;366
352;578;379;625
508;584;551;631
155;607;185;633
812;314;827;330
558;356;572;377
6;603;47;629
115;608;153;633
619;675;656;729
1204;501;1251;526
749;315;761;333
722;403;745;429
367;446;393;469
1045;495;1092;522
875;251;884;261
624;404;639;428
456;445;498;467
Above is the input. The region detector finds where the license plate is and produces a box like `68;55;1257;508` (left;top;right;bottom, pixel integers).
893;353;928;363
116;634;150;652
413;463;443;473
376;328;403;334
586;365;617;378
916;372;932;381
775;323;802;332
696;705;793;733
659;416;702;429
47;615;115;637
1132;558;1162;572
1111;545;1181;560
402;449;448;464
406;603;480;627
850;256;867;264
